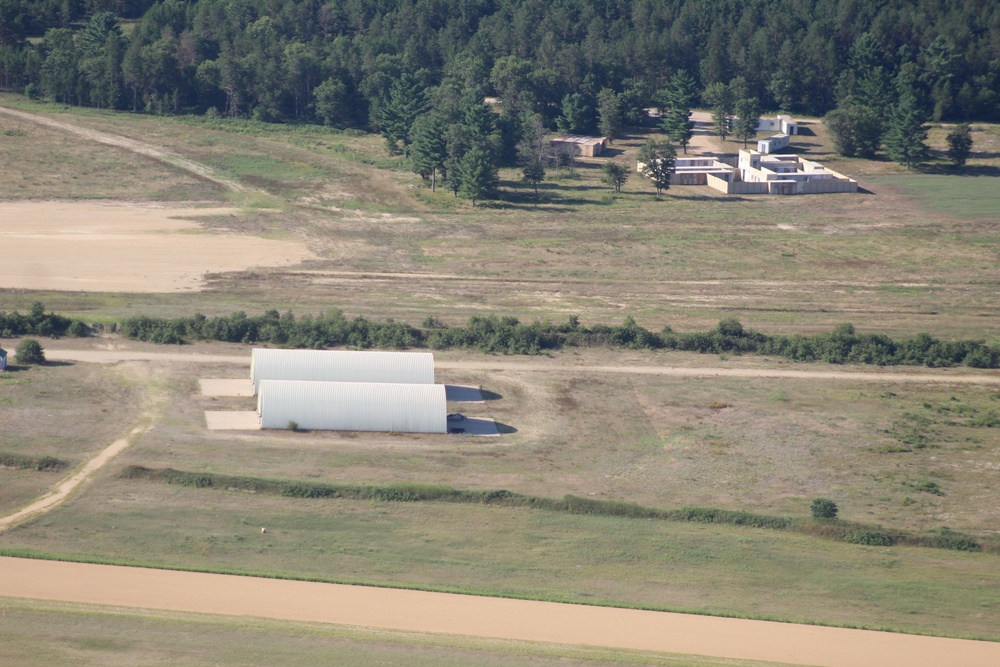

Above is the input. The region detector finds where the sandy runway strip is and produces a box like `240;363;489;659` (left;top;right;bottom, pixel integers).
41;348;1000;384
1;557;997;667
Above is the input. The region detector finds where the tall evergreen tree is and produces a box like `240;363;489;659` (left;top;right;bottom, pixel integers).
884;95;929;170
381;72;429;156
410;112;448;191
457;147;497;207
637;140;676;196
945;123;973;168
733;96;761;148
596;87;623;143
702;81;733;141
659;70;696;153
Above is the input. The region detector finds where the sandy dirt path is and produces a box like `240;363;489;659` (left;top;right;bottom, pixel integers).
0;423;148;533
0;106;251;193
41;348;1000;385
1;557;997;667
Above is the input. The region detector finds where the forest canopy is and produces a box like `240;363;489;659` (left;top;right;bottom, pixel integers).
1;0;997;127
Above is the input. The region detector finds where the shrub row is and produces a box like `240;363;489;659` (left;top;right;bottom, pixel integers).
120;466;994;553
111;309;999;368
0;302;87;338
0;452;67;472
3;303;995;368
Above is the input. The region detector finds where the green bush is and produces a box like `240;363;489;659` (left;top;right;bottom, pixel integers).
15;338;45;364
846;531;894;546
811;498;839;520
0;452;67;472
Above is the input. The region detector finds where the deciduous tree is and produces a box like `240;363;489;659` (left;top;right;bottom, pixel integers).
602;162;629;192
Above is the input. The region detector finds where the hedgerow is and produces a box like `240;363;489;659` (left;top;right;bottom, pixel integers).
3;303;996;368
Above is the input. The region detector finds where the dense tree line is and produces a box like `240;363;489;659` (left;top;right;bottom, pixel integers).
2;0;999;126
112;309;999;368
2;304;996;367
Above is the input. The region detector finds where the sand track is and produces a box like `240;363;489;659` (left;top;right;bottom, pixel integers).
1;557;998;667
0;106;251;193
40;348;1000;384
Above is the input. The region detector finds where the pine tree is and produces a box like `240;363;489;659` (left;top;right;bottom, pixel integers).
945;123;973;168
596;87;623;143
381;72;429;156
659;71;696;153
884;95;929;170
733;97;761;148
637;140;676;196
410;113;448;191
702;82;733;141
556;93;594;134
457;148;497;206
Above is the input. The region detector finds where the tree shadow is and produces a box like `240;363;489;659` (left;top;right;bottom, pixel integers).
669;193;752;202
917;164;1000;177
480;388;503;401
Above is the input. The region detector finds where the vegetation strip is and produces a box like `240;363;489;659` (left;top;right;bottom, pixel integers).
0;452;67;472
3;303;997;368
120;466;993;554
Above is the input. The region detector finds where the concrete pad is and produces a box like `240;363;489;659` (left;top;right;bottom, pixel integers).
205;411;260;430
449;417;499;436
200;379;253;397
445;384;484;402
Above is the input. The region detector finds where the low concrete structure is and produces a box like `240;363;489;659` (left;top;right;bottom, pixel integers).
757;133;790;154
639;150;857;195
0;347;6;371
757;115;798;135
638;157;737;186
732;150;858;194
550;135;608;157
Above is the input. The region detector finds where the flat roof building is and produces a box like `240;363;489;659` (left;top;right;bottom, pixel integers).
549;135;608;157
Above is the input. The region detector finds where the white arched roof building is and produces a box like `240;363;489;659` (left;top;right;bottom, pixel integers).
250;349;435;394
257;380;447;433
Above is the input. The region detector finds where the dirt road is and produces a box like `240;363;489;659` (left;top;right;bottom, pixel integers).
0;557;996;667
0;106;251;193
0;422;150;533
41;348;1000;385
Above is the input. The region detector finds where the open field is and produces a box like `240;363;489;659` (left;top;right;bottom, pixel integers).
1;346;999;641
0;361;142;515
1;93;999;653
1;95;998;342
21;342;992;536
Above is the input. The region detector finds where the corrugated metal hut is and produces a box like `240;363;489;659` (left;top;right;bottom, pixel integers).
258;380;447;433
250;349;435;394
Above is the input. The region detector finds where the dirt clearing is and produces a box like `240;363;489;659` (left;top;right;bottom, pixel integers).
0;202;313;292
1;557;997;667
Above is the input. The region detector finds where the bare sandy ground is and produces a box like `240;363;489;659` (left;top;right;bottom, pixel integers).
199;378;254;396
41;348;1000;384
204;410;261;430
0;202;313;292
1;557;997;667
0;423;148;532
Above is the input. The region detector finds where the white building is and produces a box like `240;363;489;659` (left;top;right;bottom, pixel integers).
757;133;790;154
250;349;435;394
756;115;798;135
257;380;447;433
